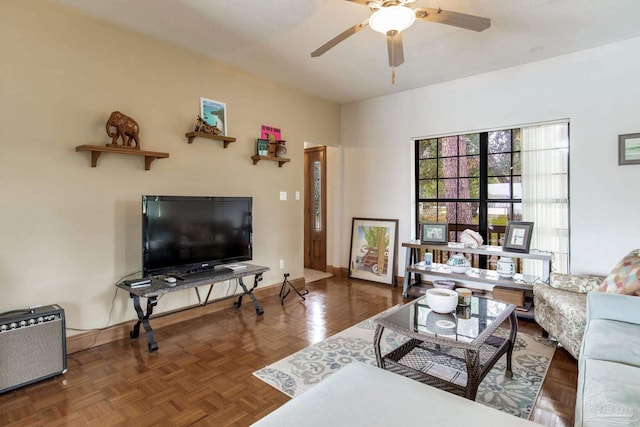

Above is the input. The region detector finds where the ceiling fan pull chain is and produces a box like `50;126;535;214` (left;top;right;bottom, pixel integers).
391;68;396;84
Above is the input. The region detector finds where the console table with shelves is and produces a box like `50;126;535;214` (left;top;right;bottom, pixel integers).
117;264;268;352
402;242;551;318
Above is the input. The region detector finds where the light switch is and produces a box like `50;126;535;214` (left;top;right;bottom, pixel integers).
280;191;287;201
295;191;300;200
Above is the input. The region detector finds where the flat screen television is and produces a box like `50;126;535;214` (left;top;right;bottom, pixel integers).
142;195;252;277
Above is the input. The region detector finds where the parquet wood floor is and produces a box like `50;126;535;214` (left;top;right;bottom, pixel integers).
0;277;577;426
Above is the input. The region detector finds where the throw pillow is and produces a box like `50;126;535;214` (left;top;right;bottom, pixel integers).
598;249;640;295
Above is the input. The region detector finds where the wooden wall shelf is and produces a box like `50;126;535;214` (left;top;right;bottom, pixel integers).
251;155;290;167
76;145;169;170
185;132;236;147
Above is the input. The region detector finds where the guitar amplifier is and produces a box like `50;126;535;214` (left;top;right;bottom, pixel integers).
0;305;67;394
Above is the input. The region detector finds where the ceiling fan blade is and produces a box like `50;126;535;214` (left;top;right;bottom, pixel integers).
414;8;491;32
343;0;371;5
311;21;369;57
386;30;404;67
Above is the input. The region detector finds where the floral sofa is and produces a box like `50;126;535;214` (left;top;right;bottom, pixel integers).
533;248;640;359
533;272;604;359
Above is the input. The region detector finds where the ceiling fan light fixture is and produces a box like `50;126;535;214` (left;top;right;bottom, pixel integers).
369;5;416;34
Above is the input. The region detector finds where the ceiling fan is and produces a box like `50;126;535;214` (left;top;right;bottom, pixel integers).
311;0;491;69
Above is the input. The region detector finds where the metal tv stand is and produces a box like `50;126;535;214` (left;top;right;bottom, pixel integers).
117;264;269;352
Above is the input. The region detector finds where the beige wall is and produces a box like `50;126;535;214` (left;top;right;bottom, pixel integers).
0;0;341;331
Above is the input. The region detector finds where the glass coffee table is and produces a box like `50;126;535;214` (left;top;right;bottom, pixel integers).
374;295;517;400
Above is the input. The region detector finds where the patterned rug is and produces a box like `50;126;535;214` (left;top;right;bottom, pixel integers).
253;306;557;419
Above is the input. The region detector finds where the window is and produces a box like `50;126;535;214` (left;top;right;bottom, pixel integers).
415;123;569;274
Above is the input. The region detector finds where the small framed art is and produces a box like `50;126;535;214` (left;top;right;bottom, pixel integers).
502;221;534;253
256;139;269;156
348;217;398;285
200;98;227;136
419;223;448;244
618;133;640;165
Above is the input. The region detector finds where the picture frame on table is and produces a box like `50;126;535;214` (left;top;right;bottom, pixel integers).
348;218;398;286
502;221;534;253
200;98;227;136
256;139;269;156
618;133;640;165
419;223;448;245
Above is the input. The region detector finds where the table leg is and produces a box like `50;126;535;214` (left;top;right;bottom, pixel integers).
234;274;264;315
402;248;414;297
129;294;159;353
374;324;385;367
464;349;482;400
505;310;518;378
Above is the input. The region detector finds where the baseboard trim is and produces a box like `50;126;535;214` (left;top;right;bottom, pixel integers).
326;265;403;286
66;278;302;354
327;265;348;277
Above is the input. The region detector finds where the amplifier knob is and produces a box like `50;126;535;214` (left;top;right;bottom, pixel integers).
1;324;7;331
19;320;27;327
9;322;17;329
28;318;36;325
37;317;44;323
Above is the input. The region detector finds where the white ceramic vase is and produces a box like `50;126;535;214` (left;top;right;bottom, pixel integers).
496;256;515;278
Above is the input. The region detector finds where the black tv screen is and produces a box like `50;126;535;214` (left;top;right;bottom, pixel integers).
142;195;252;277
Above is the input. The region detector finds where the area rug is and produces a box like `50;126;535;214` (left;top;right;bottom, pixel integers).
254;307;557;419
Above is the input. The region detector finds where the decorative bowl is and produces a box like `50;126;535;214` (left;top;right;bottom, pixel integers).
446;254;470;273
425;288;458;314
432;280;456;290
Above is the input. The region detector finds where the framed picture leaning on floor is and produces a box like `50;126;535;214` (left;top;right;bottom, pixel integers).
348;218;398;285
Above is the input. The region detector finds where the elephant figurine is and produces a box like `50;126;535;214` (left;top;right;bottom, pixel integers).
106;111;141;150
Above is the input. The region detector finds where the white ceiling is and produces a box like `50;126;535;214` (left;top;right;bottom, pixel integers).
52;0;640;104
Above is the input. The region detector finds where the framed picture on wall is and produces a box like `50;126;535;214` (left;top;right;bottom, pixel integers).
200;98;227;136
419;223;448;244
502;221;534;253
618;133;640;165
348;218;398;285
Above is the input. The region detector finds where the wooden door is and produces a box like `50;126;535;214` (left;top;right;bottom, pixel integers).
304;147;327;271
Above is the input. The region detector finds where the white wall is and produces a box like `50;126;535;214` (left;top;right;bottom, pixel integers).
341;37;640;276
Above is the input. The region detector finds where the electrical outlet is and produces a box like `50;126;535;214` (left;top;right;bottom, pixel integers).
295;191;300;200
279;259;284;269
279;191;287;201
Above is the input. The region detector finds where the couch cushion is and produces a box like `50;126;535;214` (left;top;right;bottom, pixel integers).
576;358;640;427
598;249;640;295
586;292;640;325
581;319;640;367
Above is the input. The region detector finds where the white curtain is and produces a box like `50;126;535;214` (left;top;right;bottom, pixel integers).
521;122;569;277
